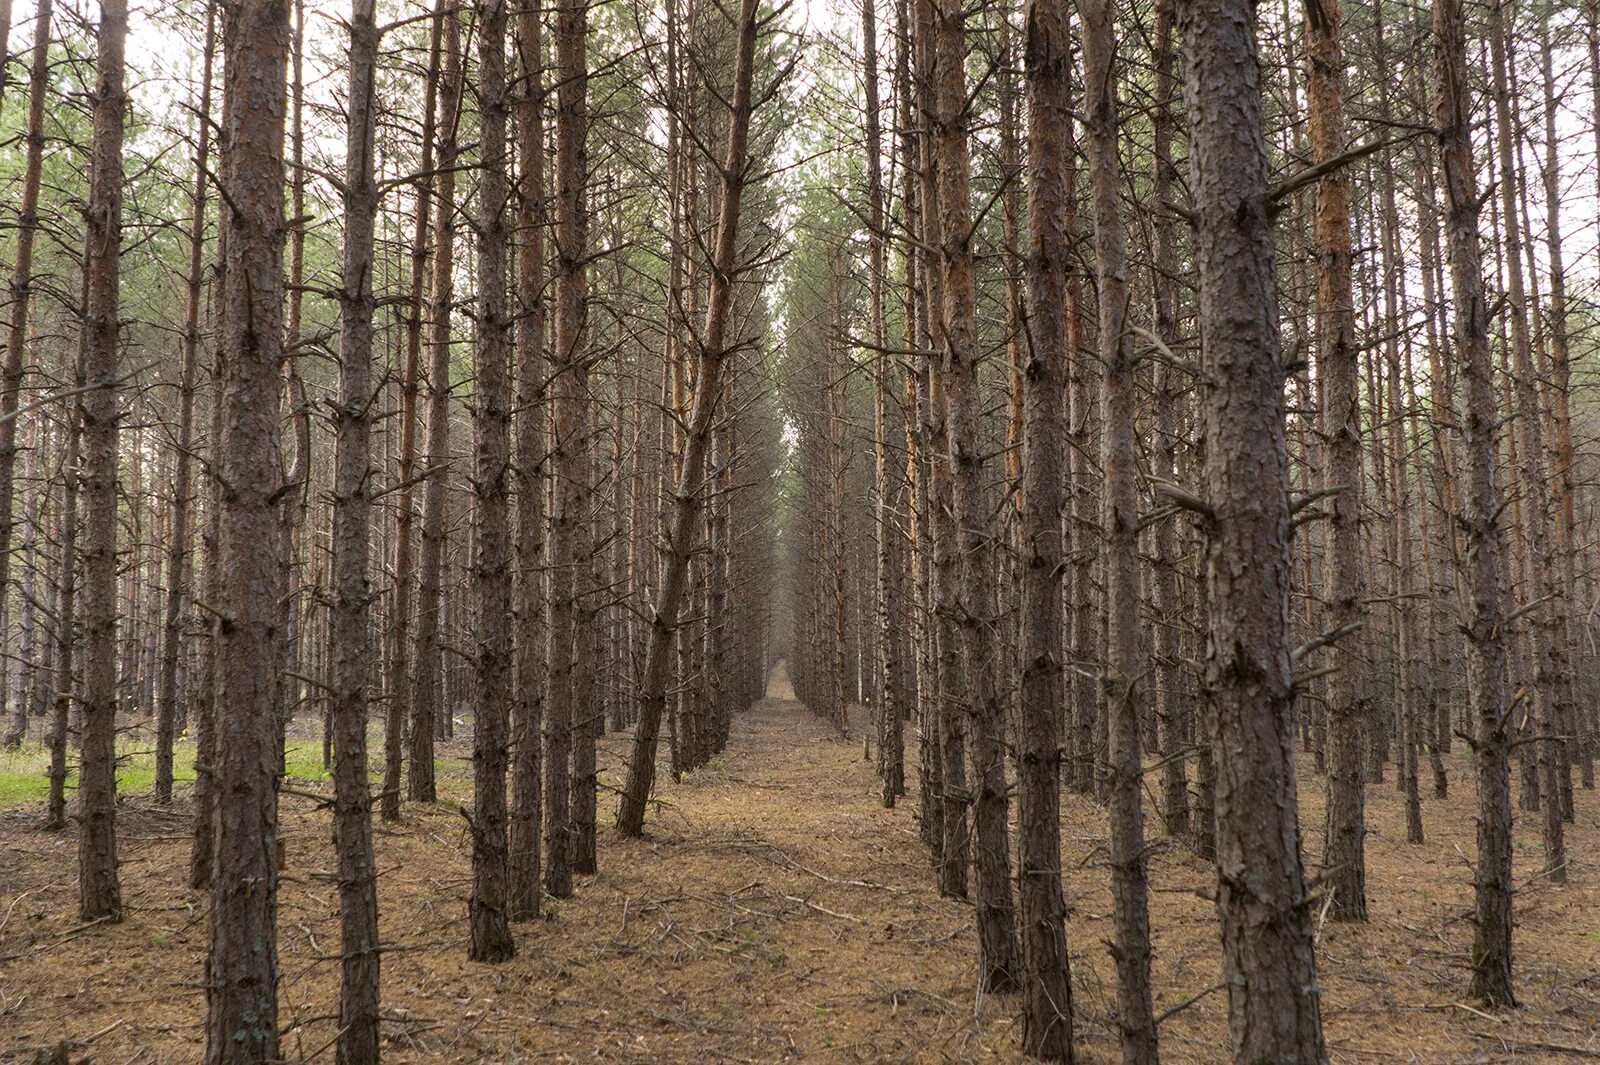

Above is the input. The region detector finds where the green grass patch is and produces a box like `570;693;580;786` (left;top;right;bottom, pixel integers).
0;734;366;808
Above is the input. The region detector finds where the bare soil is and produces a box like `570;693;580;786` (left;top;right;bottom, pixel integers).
3;666;1599;1063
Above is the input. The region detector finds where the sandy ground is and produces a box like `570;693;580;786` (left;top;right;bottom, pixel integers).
3;666;1600;1063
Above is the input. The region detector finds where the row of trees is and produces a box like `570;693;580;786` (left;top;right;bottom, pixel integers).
781;0;1598;1059
0;0;792;1059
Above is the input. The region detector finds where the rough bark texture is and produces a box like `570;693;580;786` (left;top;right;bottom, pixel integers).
930;0;1018;994
1175;0;1329;1059
469;0;516;964
510;0;547;922
1149;0;1190;845
1434;0;1515;1009
1017;0;1076;1054
410;9;463;803
77;0;129;924
1082;2;1156;1059
544;0;588;892
328;0;383;1054
1305;0;1368;923
911;0;967;900
206;0;291;1056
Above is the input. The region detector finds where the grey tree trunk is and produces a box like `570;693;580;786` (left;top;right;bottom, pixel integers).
410;9;464;802
1083;1;1157;1058
469;0;516;964
510;0;548;922
206;0;291;1056
76;0;128;923
1175;0;1329;1058
329;0;382;1048
1434;0;1515;1009
1017;0;1077;1053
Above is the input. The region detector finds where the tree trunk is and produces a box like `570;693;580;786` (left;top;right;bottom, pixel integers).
616;0;759;839
930;0;1019;993
206;0;291;1055
1304;0;1368;923
1434;0;1515;1009
1487;0;1564;884
544;0;589;891
469;0;516;964
1017;0;1077;1053
0;0;53;750
155;0;215;805
410;8;464;802
1083;2;1156;1058
383;0;447;823
329;0;382;1046
1175;0;1328;1057
510;0;548;922
77;0;128;924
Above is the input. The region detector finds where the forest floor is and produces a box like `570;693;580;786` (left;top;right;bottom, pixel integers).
3;667;1600;1063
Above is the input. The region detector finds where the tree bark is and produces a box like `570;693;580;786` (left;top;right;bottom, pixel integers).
329;0;382;1046
0;0;53;752
206;0;291;1055
155;0;215;805
1434;0;1515;1009
410;8;464;802
1082;1;1157;1058
1017;0;1077;1053
510;0;548;922
383;0;447;823
930;0;1019;993
1175;0;1329;1058
544;0;589;891
77;0;129;924
469;0;517;964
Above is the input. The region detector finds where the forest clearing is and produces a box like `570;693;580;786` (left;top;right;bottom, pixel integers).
5;667;1600;1063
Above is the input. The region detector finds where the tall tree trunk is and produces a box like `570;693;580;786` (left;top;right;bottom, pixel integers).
206;0;291;1055
411;8;464;802
1487;0;1564;883
1434;0;1515;1009
1174;0;1328;1058
1539;10;1586;794
862;0;907;807
1305;0;1367;923
931;0;1019;993
1017;0;1076;1053
544;0;589;892
616;0;759;839
383;0;447;822
329;0;382;1048
911;0;967;898
155;0;215;805
469;0;517;964
509;0;547;922
46;347;84;834
77;0;129;924
1083;2;1157;1058
0;0;53;747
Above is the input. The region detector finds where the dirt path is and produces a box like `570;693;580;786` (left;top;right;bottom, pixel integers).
1;666;1039;1063
6;664;1600;1063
